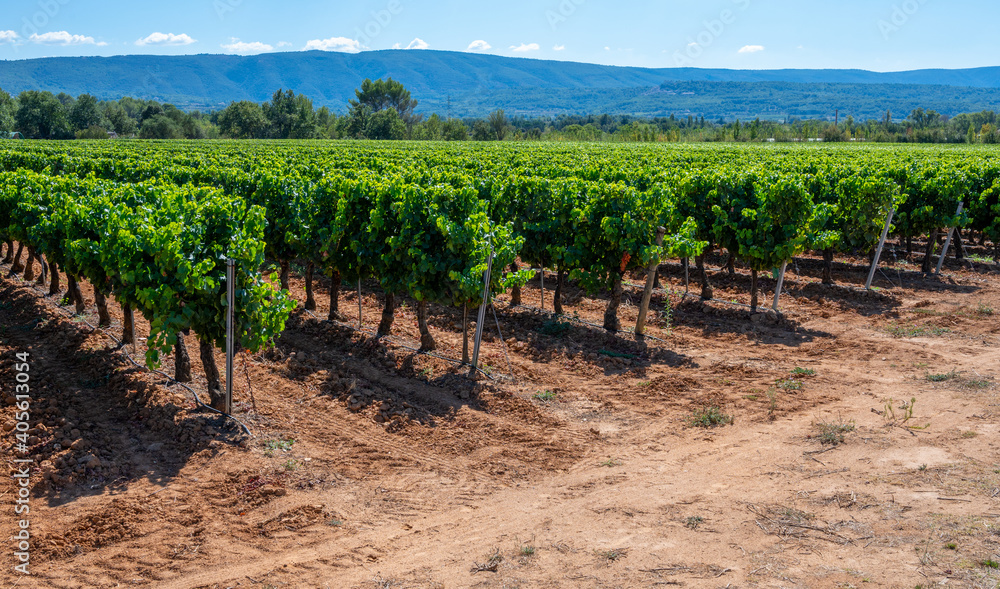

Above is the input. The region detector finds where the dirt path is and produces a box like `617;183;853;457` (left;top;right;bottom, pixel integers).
2;251;999;588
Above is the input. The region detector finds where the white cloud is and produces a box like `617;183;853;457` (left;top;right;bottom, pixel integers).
136;32;196;46
468;40;491;51
510;43;540;52
553;44;565;51
0;30;18;44
31;31;106;46
404;37;429;50
604;46;611;51
277;41;292;48
221;38;274;54
303;36;363;53
738;44;765;54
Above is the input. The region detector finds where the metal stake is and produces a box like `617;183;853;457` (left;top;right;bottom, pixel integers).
636;227;666;337
470;245;495;377
866;208;896;291
772;261;788;312
225;259;235;415
540;266;544;311
935;202;964;275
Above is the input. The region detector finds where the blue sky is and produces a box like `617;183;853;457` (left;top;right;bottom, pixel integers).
1;0;996;72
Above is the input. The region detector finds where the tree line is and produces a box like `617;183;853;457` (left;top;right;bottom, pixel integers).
2;78;998;144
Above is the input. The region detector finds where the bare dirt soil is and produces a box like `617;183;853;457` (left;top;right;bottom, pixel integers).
2;245;999;589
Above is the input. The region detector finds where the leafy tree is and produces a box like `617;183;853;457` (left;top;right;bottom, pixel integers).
364;107;406;140
103;102;138;136
69;94;105;132
77;125;110;140
56;92;75;109
140;103;164;123
488;109;509;141
0;89;14;135
350;78;417;119
218;101;269;139
472;120;493;141
138;114;183;139
442;118;468;141
15;91;73;139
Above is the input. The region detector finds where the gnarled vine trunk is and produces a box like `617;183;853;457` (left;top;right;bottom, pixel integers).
417;300;435;351
603;273;623;332
954;228;965;260
94;289;111;327
35;255;46;286
509;262;521;306
174;335;192;383
304;262;316;311
378;292;395;336
9;243;24;275
22;247;36;282
122;304;135;346
48;262;61;296
726;252;736;275
279;260;290;291
66;274;86;314
696;248;714;300
822;248;835;285
921;230;938;274
553;269;566;315
199;339;225;411
750;269;760;313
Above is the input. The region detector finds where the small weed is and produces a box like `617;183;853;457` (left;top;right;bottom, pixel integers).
598;549;626;562
962;377;994;390
637;380;652;387
918;464;928;471
265;439;295;452
684;516;704;530
283;459;299;471
539;320;571;337
980;559;999;569
815;420;856;446
945;542;958;550
600;458;622;467
520;545;536;556
961;430;979;439
420;367;433;378
327;519;344;527
777;379;803;391
975;302;995;316
926;370;958;383
471;548;503;573
743;394;759;401
533;390;557;402
688;406;733;428
883;397;928;429
791;367;816;377
967;253;995;264
886;323;950;338
767;388;779;418
264;439;294;457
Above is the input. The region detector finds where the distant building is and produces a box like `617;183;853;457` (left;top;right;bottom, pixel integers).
6;132;23;139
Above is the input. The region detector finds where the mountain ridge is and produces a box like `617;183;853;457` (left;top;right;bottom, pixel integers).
1;50;999;119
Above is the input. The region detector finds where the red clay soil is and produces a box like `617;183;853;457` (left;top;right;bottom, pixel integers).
1;247;999;588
